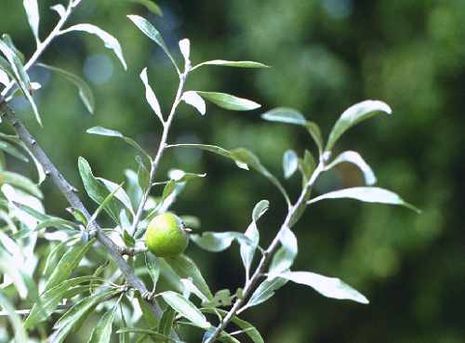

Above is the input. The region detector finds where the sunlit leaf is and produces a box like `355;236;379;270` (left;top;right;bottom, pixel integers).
282;150;298;179
0;292;28;342
245;277;287;309
325;100;392;152
140;67;163;122
22;0;40;43
279;271;369;304
326;151;376;185
307;186;420;212
261;107;306;126
192;59;269;71
62;24;127;70
182;91;206;115
196;91;260;111
268;226;298;276
160;291;211;329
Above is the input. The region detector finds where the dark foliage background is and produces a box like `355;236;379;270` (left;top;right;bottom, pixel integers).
2;0;465;341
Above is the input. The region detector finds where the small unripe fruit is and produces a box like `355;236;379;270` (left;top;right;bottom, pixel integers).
145;212;189;257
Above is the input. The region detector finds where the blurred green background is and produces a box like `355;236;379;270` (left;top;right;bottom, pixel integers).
2;0;465;342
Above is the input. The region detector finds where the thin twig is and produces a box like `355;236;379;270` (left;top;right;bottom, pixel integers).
130;64;190;237
205;163;325;342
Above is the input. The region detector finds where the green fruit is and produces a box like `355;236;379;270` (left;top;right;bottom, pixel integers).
145;212;189;257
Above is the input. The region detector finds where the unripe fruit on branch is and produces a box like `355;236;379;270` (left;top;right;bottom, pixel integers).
145;212;189;257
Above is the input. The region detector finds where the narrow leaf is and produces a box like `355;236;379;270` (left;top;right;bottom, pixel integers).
326;151;377;185
282;150;298;179
193;59;269;70
87;305;117;343
140;67;163;122
160;291;211;329
246;277;287;309
22;0;40;43
269;227;298;276
38;64;94;113
326;100;392;152
182;91;206;115
127;14;178;71
261;107;306;125
0;292;28;342
62;24;127;70
280;271;369;304
308;186;420;212
196;91;261;111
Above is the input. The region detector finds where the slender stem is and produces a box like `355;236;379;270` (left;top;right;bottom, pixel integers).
131;65;190;237
205;163;324;342
0;2;73;99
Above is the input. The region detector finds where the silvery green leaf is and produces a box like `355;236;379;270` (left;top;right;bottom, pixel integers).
86;126;151;165
22;0;40;44
116;328;172;341
160;291;211;329
240;200;269;281
193;59;269;71
282;149;298;179
305;121;323;154
127;15;178;72
261;107;306;126
325;100;392;152
245;277;287;309
308;186;420;212
0;38;41;125
50;4;66;18
202;308;265;343
268;227;298;276
0;68;9;86
38;63;94;113
196;91;261;111
279;271;369;304
326;151;377;185
164;254;213;300
179;38;190;65
62;24;127;70
140;67;163;122
0;171;42;198
145;253;160;292
191;231;245;252
181;91;206;115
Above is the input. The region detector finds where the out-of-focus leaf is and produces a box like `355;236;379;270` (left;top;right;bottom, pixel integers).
325;100;392;152
196;91;261;111
307;186;420;212
87;304;117;343
50;4;66;18
179;38;190;65
279;271;369;304
127;15;178;71
0;140;29;162
160;291;211;329
261;107;306;125
116;328;173;341
326;151;377;185
22;0;40;43
305;121;323;154
0;292;28;342
282;150;298;179
158;307;176;337
87;126;151;165
61;24;127;70
181;91;206;115
0;171;42;198
128;0;162;15
38;64;94;114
